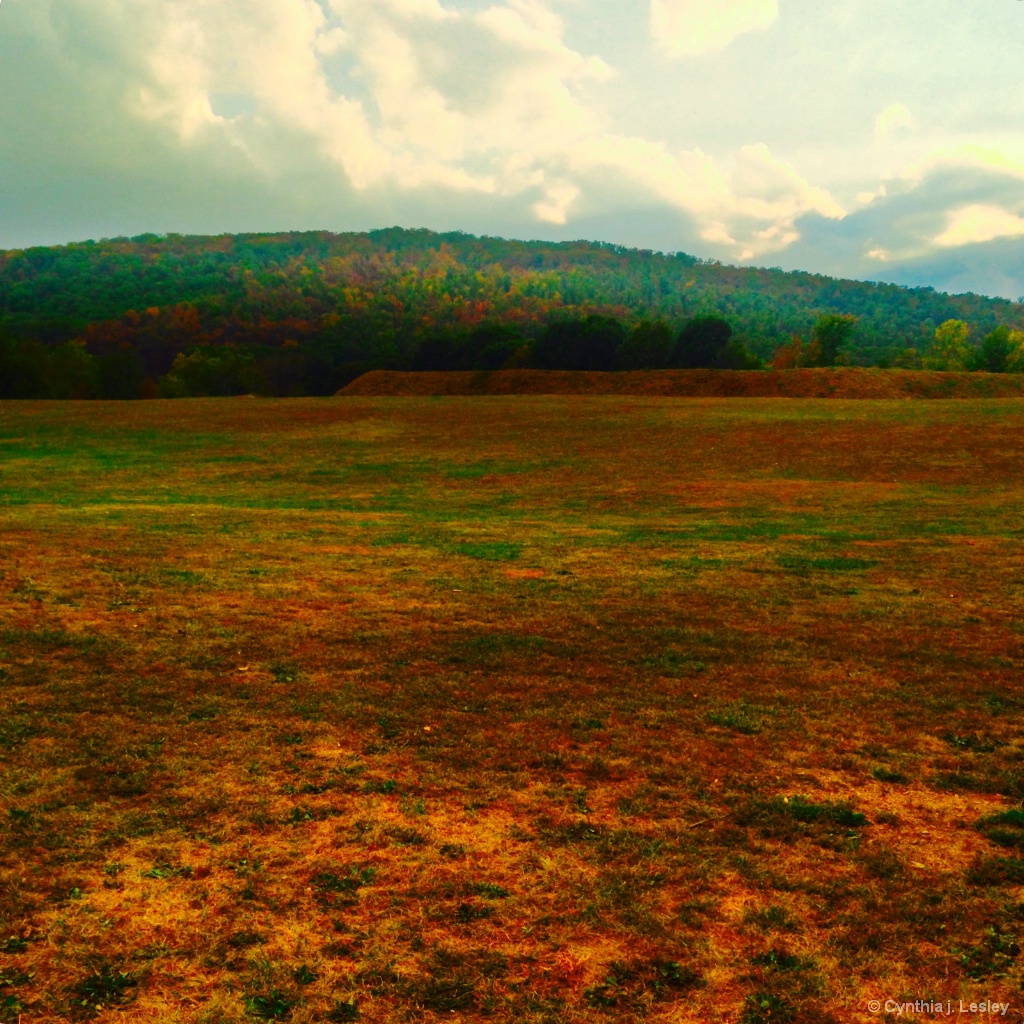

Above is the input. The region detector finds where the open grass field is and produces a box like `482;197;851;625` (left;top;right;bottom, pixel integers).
2;395;1024;1023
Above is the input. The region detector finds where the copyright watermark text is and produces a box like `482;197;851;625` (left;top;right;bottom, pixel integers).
868;1000;1010;1017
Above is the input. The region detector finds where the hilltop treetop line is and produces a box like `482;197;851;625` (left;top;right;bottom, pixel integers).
1;227;1021;398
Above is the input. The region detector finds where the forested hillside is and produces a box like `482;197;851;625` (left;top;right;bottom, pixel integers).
1;227;1021;397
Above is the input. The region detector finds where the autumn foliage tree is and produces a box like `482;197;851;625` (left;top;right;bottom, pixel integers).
924;319;972;371
772;335;804;370
1007;330;1024;372
772;314;858;369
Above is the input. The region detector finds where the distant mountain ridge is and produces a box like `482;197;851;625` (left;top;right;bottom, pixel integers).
1;227;1021;398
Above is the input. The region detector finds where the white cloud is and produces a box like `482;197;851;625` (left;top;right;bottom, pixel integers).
129;0;616;195
130;0;388;186
857;185;886;206
935;204;1024;247
847;138;1024;255
107;0;832;258
874;102;913;142
14;0;974;276
729;143;845;222
895;142;1024;191
568;137;843;256
533;182;580;224
650;0;778;58
6;0;1024;300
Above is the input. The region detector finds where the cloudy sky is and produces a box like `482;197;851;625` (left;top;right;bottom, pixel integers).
2;0;1024;298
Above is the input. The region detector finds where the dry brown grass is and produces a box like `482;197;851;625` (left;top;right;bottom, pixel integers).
2;396;1024;1022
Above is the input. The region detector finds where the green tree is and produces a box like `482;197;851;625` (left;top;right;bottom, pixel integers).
413;323;525;371
807;313;858;366
617;319;675;369
0;335;48;398
1006;329;1024;373
891;348;922;369
48;339;98;398
469;323;525;370
532;315;625;371
973;325;1012;373
675;316;733;368
924;319;972;371
159;347;257;397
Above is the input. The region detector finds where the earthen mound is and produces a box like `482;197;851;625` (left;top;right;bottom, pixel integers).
337;367;1024;399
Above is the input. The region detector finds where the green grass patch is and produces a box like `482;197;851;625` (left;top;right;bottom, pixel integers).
967;856;1024;886
446;540;521;561
158;568;207;587
447;633;547;665
707;700;765;734
777;555;878;573
659;555;725;572
975;809;1024;849
737;796;867;843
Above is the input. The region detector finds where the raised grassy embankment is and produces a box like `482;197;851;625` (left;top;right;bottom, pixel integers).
339;366;1024;398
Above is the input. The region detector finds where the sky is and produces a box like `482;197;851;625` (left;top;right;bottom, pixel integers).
2;0;1024;299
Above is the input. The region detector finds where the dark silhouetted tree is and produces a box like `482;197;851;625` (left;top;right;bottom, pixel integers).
468;323;525;370
617;319;675;369
532;315;625;370
413;323;526;371
0;335;48;398
675;316;733;368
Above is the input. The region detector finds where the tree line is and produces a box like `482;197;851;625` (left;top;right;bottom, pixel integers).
0;312;758;399
0;229;1021;398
